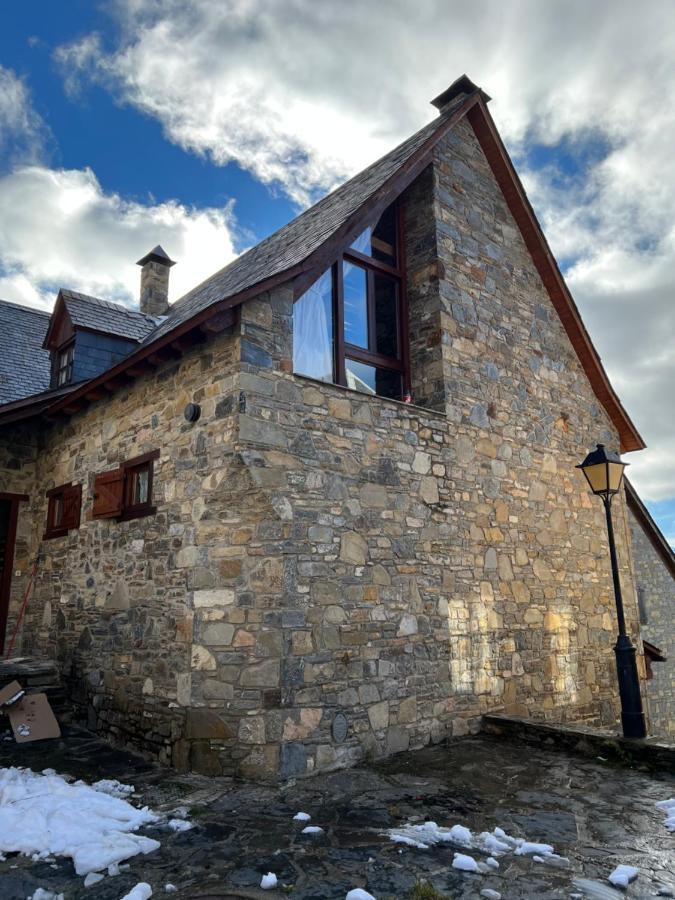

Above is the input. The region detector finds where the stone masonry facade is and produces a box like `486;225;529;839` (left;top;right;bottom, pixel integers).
0;117;648;779
628;506;675;738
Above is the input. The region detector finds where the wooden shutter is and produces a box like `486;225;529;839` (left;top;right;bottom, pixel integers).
92;469;124;519
61;483;82;530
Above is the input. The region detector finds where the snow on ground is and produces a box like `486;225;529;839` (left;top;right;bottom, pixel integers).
293;811;311;821
346;890;376;900
167;818;192;832
301;825;324;834
27;891;64;900
385;820;558;863
92;779;135;800
480;890;502;900
0;766;160;876
608;864;639;887
120;883;153;900
452;852;479;872
260;872;278;889
656;799;675;832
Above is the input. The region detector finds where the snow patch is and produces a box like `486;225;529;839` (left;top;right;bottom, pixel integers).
656;798;675;832
346;890;376;900
27;891;64;900
453;852;479;872
301;825;324;834
164;886;178;894
120;884;153;900
514;840;554;856
293;811;311;821
167;818;192;832
83;871;105;886
608;864;639;887
480;891;502;900
261;872;278;889
0;766;160;876
91;779;135;800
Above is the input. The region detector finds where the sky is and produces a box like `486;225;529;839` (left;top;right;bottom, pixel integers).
0;0;673;544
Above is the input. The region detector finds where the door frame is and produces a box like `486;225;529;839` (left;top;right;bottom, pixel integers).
0;492;29;653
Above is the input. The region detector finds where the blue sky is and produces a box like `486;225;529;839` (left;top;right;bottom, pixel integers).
0;0;673;543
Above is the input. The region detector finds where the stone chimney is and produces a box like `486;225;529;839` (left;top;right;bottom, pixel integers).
136;245;175;316
430;74;491;115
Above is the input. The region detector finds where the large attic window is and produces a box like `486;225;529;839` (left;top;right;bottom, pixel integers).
293;200;408;401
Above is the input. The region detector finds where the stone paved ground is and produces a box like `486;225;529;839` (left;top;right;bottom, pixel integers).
0;726;673;899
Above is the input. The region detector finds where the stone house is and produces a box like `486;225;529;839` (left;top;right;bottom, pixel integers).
0;75;668;778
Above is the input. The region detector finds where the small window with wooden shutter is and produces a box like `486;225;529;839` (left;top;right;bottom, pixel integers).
92;450;159;522
92;469;124;519
43;483;82;539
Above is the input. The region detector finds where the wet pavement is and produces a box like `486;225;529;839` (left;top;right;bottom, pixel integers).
0;724;673;899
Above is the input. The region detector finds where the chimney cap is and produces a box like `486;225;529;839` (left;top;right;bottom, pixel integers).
136;244;176;268
431;74;491;112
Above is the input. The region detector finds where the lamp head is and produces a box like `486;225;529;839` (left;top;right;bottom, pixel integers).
577;443;628;499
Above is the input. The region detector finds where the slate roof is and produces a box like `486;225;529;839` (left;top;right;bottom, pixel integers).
146;99;465;344
60;290;161;343
0;300;51;404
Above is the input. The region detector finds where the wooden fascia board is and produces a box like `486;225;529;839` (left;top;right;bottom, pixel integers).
466;100;644;453
42;292;74;350
625;479;675;579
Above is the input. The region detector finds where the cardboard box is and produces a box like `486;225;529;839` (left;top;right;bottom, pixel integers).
8;692;61;743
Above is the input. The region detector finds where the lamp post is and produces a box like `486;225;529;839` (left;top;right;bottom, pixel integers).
577;444;647;739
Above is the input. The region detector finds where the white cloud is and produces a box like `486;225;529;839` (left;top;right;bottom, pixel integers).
31;1;675;501
0;165;237;311
0;64;48;164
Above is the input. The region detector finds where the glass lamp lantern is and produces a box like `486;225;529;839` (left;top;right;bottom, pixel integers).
576;443;628;500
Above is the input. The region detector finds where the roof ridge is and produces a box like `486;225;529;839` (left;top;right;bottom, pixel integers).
61;289;159;321
0;298;50;316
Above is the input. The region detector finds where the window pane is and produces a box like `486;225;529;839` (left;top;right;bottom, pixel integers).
293;270;334;382
133;468;149;505
345;358;375;394
52;496;63;527
374;273;398;358
345;359;402;401
349;204;397;265
343;262;368;349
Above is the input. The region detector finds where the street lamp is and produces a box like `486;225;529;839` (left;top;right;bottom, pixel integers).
577;444;647;739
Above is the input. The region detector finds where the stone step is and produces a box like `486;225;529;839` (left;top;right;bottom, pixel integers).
0;657;68;715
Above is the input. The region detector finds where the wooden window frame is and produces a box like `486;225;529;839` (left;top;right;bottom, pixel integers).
52;339;75;388
43;482;82;540
119;450;160;522
294;200;411;400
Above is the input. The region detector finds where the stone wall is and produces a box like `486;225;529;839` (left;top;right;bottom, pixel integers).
0;329;243;769
628;505;675;738
224;118;645;777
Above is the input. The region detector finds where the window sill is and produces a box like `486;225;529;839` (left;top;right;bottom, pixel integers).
42;527;71;541
118;505;157;523
292;372;447;419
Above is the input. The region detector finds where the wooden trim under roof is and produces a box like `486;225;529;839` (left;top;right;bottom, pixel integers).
625;478;675;579
4;84;645;452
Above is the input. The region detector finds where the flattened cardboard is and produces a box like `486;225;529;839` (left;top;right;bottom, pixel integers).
0;680;25;708
8;693;61;742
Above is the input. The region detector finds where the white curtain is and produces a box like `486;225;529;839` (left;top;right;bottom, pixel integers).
293;270;333;382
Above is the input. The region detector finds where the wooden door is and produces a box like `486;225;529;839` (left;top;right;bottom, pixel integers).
0;493;27;654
